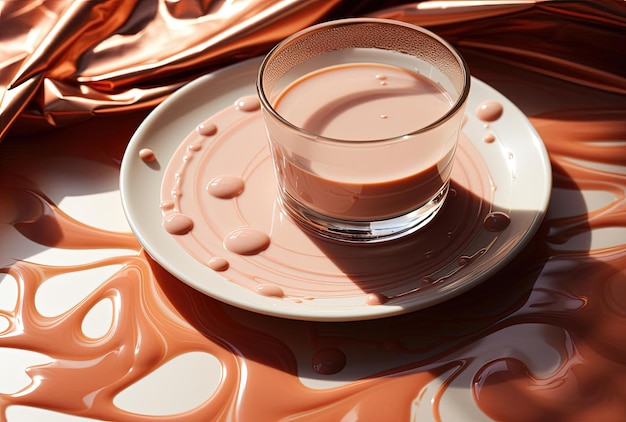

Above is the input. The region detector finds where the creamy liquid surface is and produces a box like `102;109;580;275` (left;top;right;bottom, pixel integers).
273;63;452;140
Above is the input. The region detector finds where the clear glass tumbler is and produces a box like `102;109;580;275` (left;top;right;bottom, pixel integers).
257;18;470;243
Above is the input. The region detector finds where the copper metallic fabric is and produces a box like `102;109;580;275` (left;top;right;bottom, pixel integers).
0;0;393;139
0;0;624;141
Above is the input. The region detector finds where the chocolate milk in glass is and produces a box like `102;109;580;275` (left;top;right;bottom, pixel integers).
273;62;454;221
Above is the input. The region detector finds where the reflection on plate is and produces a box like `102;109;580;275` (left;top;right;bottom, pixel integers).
120;57;551;321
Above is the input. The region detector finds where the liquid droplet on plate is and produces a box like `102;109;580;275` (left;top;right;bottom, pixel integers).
139;148;156;162
188;142;202;152
476;100;503;122
234;96;260;112
366;292;389;305
207;257;229;271
483;212;511;232
197;120;217;136
255;284;284;298
224;227;270;255
206;175;245;199
160;200;175;211
163;213;193;235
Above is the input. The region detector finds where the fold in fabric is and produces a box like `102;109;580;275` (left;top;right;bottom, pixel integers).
1;0;624;141
374;1;626;95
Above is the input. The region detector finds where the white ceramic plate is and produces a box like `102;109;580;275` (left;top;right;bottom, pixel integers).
120;57;551;321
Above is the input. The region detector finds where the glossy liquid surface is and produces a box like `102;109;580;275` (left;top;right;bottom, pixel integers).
274;63;452;141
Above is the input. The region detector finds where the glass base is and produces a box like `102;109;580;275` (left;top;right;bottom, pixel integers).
279;182;450;243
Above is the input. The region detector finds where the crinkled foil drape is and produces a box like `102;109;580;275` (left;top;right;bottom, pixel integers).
0;0;624;141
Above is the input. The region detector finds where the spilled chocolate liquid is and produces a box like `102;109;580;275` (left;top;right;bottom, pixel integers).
2;53;626;422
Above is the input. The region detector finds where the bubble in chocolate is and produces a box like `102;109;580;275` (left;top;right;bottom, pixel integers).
476;100;503;122
207;257;229;271
163;212;193;235
483;212;511;232
206;175;244;199
223;227;270;255
234;96;260;112
312;348;347;375
197;120;217;136
255;284;285;298
139;148;156;162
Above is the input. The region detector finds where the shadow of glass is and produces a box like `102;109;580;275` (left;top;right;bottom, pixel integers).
296;178;517;304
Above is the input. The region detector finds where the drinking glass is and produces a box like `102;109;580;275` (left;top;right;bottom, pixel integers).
257;18;470;243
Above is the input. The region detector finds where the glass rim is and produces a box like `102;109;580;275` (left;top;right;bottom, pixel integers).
256;17;471;145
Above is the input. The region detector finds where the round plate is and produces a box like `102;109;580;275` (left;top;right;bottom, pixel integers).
120;57;551;321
